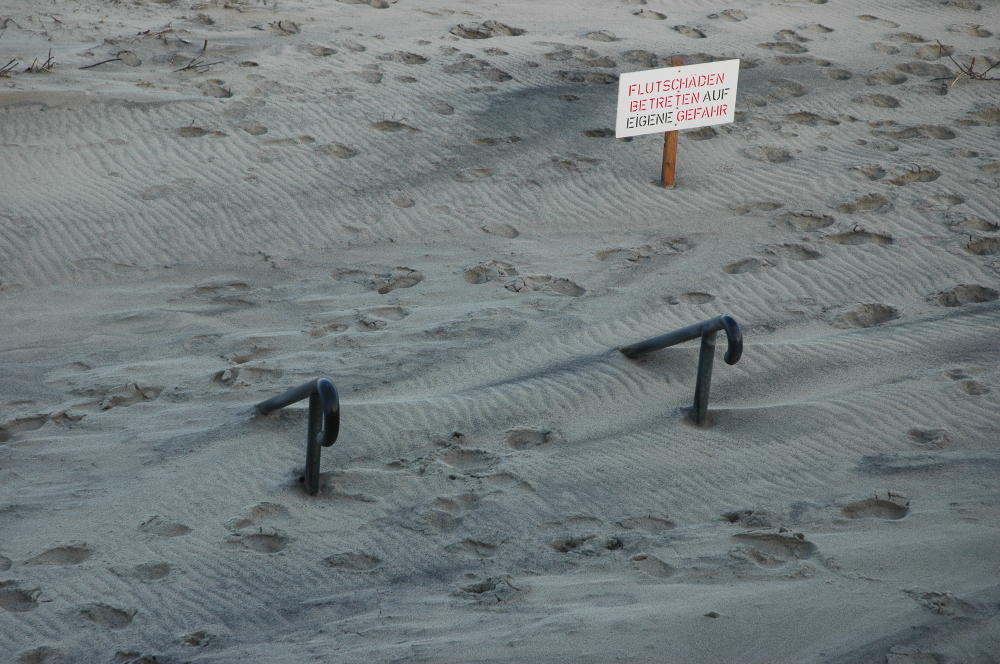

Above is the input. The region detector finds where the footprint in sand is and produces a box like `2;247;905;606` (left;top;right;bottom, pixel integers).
430;101;454;115
504;428;560;450
723;257;771;274
213;366;282;386
0;581;41;612
634;9;666;20
711;8;748;21
556;70;617;84
473;135;521;146
865;71;908;85
354;70;383;84
547;534;597;553
842;497;909;519
224;528;289;553
98;383;162;410
947;23;992;38
550;154;602;172
224;502;290;530
449;20;524;39
175;126;225;138
597;237;694;264
849;164;886;181
420;492;483;532
630;554;675;578
316;143;359;159
138;178;197;201
432;492;481;515
888;166;940;186
927;284;998;307
732;531;817;567
585;30;619;42
78;603;135;629
445;538;498;557
733;201;783;216
686;126;717;140
464;260;518;284
872;124;955;140
435;448;499;473
757;42;808;54
24;544;93;566
453;168;494;182
765;243;823;261
197;79;232;98
831;303;899;328
666;292;715;305
323;552;382;570
481;223;519;238
826;229;893;245
958;380;990;395
855;94;900;108
370;120;418;132
338;0;393;7
742;146;793;163
617;515;675;532
674;25;706;38
0;412;74;442
722;508;774;528
964;237;1000;256
907;428;952;449
377;51;428;64
858;15;899;28
774;28;810;43
453;576;524;604
903;588;978;617
368;267;424;294
391;192;415;208
505;275;585;296
366;306;409;321
110;562;173;582
138;516;192;537
836;193;893;214
784;111;839;126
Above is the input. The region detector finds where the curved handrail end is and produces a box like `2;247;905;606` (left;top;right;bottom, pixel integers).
720;315;743;365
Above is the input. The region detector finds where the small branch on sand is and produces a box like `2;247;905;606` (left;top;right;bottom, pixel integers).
24;49;54;73
80;50;140;69
0;58;18;76
80;56;121;69
933;40;1000;86
174;39;222;73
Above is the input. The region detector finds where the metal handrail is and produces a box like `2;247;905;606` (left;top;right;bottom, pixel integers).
256;378;340;495
620;315;742;425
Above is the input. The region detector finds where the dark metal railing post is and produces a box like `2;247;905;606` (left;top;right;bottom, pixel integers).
693;331;717;423
620;315;742;425
256;378;340;495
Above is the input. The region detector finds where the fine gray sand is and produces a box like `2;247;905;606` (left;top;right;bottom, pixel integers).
1;0;999;662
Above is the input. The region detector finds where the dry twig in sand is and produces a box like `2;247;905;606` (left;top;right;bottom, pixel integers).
80;50;141;70
0;58;18;77
934;40;1000;86
174;39;221;73
23;49;54;73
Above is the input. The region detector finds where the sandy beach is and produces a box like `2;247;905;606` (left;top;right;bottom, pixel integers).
1;0;999;661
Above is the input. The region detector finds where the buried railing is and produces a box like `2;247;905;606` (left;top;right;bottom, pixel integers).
620;315;743;425
256;378;340;495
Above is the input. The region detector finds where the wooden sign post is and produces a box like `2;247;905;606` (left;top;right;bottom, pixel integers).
661;55;684;188
616;57;740;188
